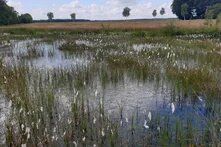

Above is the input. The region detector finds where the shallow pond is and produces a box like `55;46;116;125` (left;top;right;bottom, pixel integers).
0;33;220;146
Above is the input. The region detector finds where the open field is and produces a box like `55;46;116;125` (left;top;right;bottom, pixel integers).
0;19;216;30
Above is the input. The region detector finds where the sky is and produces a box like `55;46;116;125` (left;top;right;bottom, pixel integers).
7;0;176;20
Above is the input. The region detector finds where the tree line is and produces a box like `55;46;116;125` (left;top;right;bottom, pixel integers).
171;0;221;20
0;0;33;25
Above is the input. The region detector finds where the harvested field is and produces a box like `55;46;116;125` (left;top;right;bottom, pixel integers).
0;19;215;30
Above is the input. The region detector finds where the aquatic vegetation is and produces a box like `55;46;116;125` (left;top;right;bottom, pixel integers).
0;30;220;146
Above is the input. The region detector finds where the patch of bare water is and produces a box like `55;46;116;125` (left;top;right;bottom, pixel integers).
2;39;90;69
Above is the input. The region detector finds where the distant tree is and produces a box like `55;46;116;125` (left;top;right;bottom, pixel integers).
205;3;221;19
152;10;157;17
181;3;189;20
0;0;19;25
47;12;54;22
70;13;76;21
122;7;131;18
19;13;33;23
160;8;166;15
171;0;221;20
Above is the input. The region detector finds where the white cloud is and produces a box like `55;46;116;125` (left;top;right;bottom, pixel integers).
57;0;175;20
106;0;139;6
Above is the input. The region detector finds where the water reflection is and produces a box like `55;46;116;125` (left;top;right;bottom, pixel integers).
2;40;89;69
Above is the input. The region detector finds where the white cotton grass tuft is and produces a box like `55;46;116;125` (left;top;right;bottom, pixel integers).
101;128;105;137
171;103;175;114
25;127;30;133
75;91;79;97
95;90;98;97
125;117;129;123
52;136;55;141
111;129;114;135
63;131;66;137
99;98;103;106
93;116;97;124
68;118;72;124
120;120;123;126
157;126;161;132
198;96;203;102
40;107;43;112
21;144;26;147
82;136;86;142
73;141;77;146
53;127;56;133
27;133;30;139
143;120;149;129
148;112;152;121
19;107;23;114
8;100;12;107
44;128;48;133
58;114;61;121
55;136;58;141
21;124;25;130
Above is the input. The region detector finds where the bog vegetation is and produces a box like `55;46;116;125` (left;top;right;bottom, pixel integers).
0;0;221;146
0;26;220;146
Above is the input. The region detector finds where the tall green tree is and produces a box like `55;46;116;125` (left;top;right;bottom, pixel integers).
47;12;54;22
122;7;131;18
19;13;33;23
0;0;19;25
152;10;157;17
160;8;166;16
70;13;76;21
181;3;189;20
205;3;221;19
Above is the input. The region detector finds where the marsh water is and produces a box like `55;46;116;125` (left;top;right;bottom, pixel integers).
0;33;220;146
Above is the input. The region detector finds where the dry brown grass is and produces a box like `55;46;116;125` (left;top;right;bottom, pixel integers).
0;19;215;30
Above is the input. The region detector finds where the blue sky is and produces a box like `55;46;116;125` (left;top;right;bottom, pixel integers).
7;0;176;20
